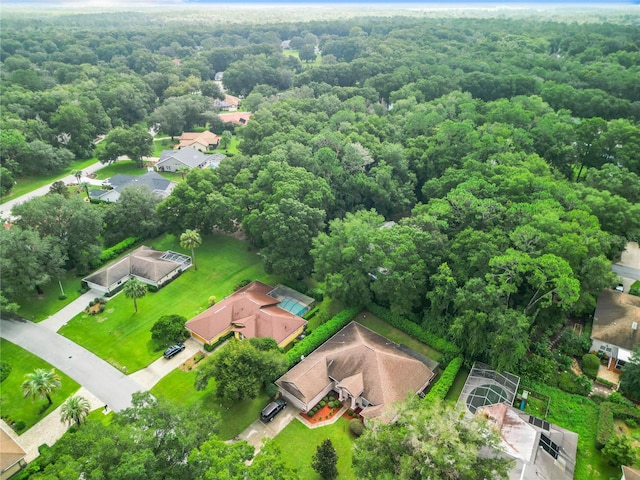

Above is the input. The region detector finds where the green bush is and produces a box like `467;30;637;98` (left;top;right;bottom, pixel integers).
625;418;638;428
265;383;279;398
14;420;25;432
323;396;329;402
557;329;590;357
193;353;205;363
234;279;252;291
308;287;324;302
581;354;600;379
320;400;326;407
286;307;361;367
552;371;592;396
367;304;459;357
596;377;615;388
424;357;463;402
596;403;615;449
349;418;365;437
0;362;12;382
91;237;141;269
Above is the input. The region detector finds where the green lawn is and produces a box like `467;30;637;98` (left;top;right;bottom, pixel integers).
153;137;176;156
269;417;356;479
92;160;147;180
16;272;85;322
524;382;618;480
1;157;98;203
151;366;270;440
444;365;470;403
58;233;281;373
356;312;443;361
0;339;81;433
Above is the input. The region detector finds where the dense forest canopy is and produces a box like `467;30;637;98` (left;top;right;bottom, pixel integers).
1;8;639;372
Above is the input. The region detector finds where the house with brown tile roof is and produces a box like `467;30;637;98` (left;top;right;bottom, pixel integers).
218;112;253;125
82;246;191;294
0;427;26;480
591;289;640;370
276;322;435;422
177;131;220;151
185;281;307;349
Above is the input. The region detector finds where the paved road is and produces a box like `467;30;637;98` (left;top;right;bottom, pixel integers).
1;317;143;411
612;264;640;282
0;162;108;220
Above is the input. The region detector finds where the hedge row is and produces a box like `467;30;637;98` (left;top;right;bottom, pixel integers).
90;237;140;269
424;356;464;402
287;306;361;368
366;304;460;356
596;402;640;449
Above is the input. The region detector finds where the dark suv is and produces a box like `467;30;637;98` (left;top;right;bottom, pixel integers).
163;343;185;359
260;398;287;422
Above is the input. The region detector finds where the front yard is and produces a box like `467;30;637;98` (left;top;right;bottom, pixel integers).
58;233;281;373
17;272;84;322
151;366;269;440
269;416;356;479
0;339;80;432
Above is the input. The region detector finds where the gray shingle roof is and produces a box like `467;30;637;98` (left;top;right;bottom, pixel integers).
592;289;640;351
158;146;213;169
108;172;172;194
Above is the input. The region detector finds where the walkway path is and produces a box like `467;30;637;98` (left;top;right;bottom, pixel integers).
0;162;110;220
39;289;104;332
1;317;143;412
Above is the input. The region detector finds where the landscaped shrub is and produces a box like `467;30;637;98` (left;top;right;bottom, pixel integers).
265;383;279;398
596;377;615;388
323;396;329;402
596;403;615;449
208;295;217;306
320;400;326;407
193;353;205;363
626;418;638;428
552;371;592;396
349;418;365;437
0;362;11;382
557;329;591;357
581;354;600;379
13;420;25;432
234;279;251;291
367;304;459;357
287;306;361;367
91;237;141;269
423;356;464;402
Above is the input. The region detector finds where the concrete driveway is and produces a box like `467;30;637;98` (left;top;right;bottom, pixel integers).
129;338;206;390
0;317;143;412
235;403;299;452
613;241;640;291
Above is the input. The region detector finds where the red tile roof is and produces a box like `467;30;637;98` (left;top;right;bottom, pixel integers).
186;281;306;345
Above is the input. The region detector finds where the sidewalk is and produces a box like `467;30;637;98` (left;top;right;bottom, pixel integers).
39;289;103;332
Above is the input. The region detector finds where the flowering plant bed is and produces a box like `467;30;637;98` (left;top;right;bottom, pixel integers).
301;403;342;424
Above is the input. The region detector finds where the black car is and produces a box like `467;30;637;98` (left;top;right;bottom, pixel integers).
163;343;186;359
260;398;287;422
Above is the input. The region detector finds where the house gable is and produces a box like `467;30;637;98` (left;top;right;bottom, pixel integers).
276;322;435;420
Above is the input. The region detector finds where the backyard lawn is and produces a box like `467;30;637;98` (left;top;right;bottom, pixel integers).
269;416;356;479
92;160;147;180
151;366;269;440
58;233;281;373
356;311;443;361
0;339;80;433
524;382;618;480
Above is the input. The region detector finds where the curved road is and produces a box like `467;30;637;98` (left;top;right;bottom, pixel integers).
1;316;142;412
0;161;107;220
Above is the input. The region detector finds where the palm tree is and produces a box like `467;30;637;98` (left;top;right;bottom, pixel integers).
180;229;202;271
71;169;83;183
124;278;147;313
79;181;91;200
22;368;61;405
60;395;91;427
176;166;190;181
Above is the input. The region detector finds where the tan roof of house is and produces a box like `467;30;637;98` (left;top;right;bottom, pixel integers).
592;289;640;351
623;466;640;480
177;131;220;149
0;427;26;471
186;281;306;344
276;322;434;421
218;112;253;125
83;246;183;288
